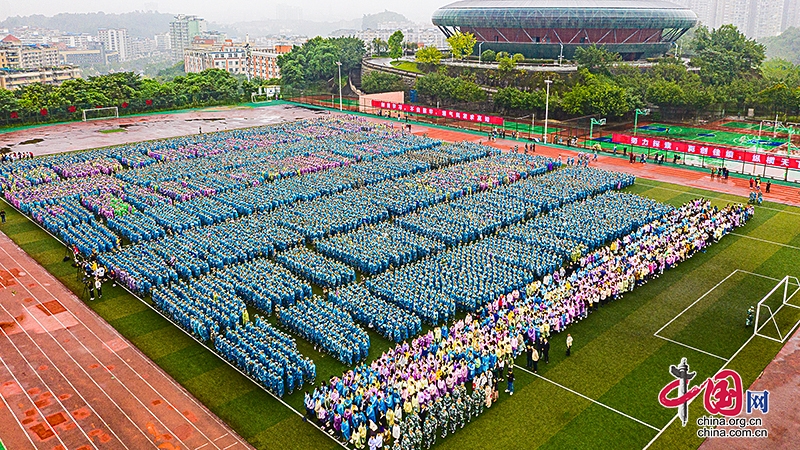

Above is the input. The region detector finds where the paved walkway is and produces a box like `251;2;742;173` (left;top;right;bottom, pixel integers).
0;232;251;450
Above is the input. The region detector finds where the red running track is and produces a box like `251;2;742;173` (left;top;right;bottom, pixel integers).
0;232;251;450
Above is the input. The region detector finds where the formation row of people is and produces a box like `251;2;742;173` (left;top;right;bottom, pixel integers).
276;246;356;289
278;296;370;366
328;283;422;343
215;317;315;397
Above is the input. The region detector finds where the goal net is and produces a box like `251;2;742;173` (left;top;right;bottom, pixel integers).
755;275;800;343
82;107;119;122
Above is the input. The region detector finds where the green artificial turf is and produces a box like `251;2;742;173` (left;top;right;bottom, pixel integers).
98;128;128;133
721;121;779;133
1;146;799;450
632;123;788;149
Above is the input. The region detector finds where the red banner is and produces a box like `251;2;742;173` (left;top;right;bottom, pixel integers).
611;133;800;170
371;100;504;125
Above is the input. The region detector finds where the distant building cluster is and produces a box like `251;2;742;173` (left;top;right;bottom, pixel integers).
183;38;290;80
674;0;800;38
0;34;81;90
0;12;304;91
330;26;447;49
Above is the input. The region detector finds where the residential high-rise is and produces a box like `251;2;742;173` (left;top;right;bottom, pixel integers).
1;34;60;69
682;0;795;38
98;28;131;61
782;0;800;29
169;15;207;61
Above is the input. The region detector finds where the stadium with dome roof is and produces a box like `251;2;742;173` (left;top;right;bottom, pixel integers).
432;0;698;60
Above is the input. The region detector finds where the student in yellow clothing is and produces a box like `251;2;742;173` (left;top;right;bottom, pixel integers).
566;334;574;356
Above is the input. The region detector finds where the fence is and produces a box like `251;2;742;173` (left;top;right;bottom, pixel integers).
0;93;241;129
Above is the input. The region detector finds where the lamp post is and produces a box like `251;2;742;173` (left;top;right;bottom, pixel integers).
589;117;606;141
478;42;483;65
336;61;343;111
544;79;553;143
558;43;564;66
633;108;650;136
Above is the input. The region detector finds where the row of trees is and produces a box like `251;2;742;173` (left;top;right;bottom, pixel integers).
0;69;278;124
405;25;800;121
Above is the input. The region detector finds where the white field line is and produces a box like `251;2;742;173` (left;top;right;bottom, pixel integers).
516;366;660;432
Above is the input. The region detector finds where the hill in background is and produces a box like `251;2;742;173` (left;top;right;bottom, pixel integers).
0;11;174;38
760;27;800;64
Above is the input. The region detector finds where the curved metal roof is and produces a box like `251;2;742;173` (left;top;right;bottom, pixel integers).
432;0;698;29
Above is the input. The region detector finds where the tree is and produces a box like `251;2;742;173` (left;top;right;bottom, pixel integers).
446;32;477;60
371;38;388;55
415;46;443;65
497;56;517;72
561;69;636;117
493;87;545;112
388;30;405;61
573;45;622;75
690;24;765;85
0;89;19;115
480;50;496;62
415;72;486;103
361;71;405;94
276;36;366;87
512;53;525;63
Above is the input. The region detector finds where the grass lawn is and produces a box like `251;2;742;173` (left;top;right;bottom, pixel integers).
633;123;788;149
1;154;798;449
98;128;127;133
390;60;424;74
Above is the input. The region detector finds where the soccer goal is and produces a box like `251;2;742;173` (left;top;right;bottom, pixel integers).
82;106;119;122
754;275;800;343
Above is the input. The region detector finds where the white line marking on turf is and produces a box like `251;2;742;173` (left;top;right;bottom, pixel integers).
644;271;797;449
516;366;660;432
653;336;728;361
736;269;800;284
653;270;741;336
730;233;800;251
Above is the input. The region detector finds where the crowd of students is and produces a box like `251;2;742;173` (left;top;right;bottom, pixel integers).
308;197;754;449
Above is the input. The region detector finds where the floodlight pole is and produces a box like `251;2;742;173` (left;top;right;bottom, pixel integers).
336;61;343;111
633;108;650;136
774;113;779;138
544;79;552;143
589;117;606;141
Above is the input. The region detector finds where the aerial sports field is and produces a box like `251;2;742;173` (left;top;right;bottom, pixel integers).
633;123;788;150
0;106;798;450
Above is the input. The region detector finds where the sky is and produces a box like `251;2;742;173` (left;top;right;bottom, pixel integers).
0;0;449;25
